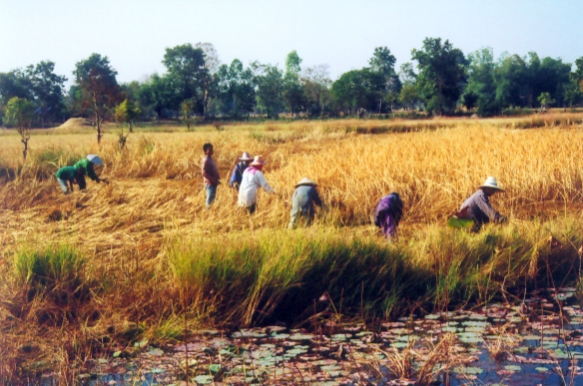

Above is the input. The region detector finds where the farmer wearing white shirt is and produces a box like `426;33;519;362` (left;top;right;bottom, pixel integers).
238;156;274;214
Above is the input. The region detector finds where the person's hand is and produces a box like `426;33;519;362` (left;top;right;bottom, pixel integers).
101;178;110;184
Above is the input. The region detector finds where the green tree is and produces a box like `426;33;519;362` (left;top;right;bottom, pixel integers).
369;47;401;113
283;51;305;116
114;99;141;131
565;57;583;107
465;47;498;115
537;92;554;111
398;84;420;110
195;42;220;119
252;62;284;118
0;69;33;106
73;53;121;144
180;99;195;130
332;69;384;114
412;38;468;115
302;64;332;117
139;73;179;120
162;44;207;116
494;53;529;108
26;61;67;127
5;97;34;159
215;59;256;118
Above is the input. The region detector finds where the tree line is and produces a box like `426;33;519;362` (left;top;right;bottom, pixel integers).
2;38;583;134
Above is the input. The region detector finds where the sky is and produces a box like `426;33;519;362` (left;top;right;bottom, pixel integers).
1;0;582;86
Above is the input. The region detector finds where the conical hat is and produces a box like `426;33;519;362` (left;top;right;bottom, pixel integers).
250;156;266;166
295;178;317;187
479;176;504;191
86;154;103;166
239;152;253;161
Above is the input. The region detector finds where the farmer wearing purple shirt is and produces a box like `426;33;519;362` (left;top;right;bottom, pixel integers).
374;192;404;238
458;176;506;232
201;143;220;208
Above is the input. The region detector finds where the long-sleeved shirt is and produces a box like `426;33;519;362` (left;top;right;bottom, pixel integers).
229;162;249;190
74;159;99;181
55;166;78;182
238;167;274;207
291;185;322;217
374;193;404;238
460;189;503;229
201;155;220;187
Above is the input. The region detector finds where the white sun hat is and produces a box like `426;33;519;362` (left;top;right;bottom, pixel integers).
238;152;253;161
480;176;504;191
295;178;317;187
86;154;103;166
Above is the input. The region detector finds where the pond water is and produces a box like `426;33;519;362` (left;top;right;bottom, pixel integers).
39;288;583;385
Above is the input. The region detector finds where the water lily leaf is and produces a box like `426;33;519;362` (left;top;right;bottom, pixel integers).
456;366;483;375
209;364;221;373
112;351;122;358
504;365;521;372
134;339;149;348
289;333;314;341
193;374;214;384
535;367;549;372
150;367;166;374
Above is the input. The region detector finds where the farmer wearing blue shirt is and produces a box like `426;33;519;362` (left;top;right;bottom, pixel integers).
288;178;323;229
229;152;253;191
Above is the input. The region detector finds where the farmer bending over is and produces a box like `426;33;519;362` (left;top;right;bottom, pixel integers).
288;178;323;229
238;156;274;214
458;176;506;232
374;192;404;239
74;154;107;190
55;166;79;194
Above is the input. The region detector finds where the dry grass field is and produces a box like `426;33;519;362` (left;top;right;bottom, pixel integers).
3;113;583;382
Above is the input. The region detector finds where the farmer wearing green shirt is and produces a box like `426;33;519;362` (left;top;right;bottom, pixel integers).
55;166;79;194
74;154;107;190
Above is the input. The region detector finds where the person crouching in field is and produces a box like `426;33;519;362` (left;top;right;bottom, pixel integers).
56;166;79;194
374;192;404;239
74;154;107;190
238;156;274;214
458;176;506;232
201;143;221;209
229;152;253;191
288;178;323;229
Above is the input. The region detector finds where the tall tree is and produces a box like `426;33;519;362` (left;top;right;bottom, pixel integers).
412;38;468;115
26;61;67;127
465;47;498;115
252;62;284;118
195;42;220;119
73;53;121;144
331;69;384;114
283;51;305;116
302;64;332;117
162;44;207;116
0;69;33;106
565;57;583;107
369;47;401;113
139;73;178;120
494;53;529;108
114;99;141;131
216;59;256;118
5;97;34;159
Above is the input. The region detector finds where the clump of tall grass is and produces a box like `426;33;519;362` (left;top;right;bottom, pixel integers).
169;229;433;325
13;244;88;305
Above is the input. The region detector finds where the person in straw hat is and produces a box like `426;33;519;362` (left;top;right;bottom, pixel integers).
374;192;404;239
457;176;506;232
288;178;323;229
238;156;275;214
229;152;253;191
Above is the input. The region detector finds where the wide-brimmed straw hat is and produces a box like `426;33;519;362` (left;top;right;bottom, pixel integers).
479;176;504;191
239;152;253;161
295;178;317;187
250;156;266;166
87;154;103;166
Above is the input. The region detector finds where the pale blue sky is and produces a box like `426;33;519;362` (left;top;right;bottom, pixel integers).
1;0;582;85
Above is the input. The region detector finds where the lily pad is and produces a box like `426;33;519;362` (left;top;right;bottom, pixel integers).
193;375;214;384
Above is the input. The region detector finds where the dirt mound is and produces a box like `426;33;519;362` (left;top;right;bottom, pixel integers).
55;118;92;130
